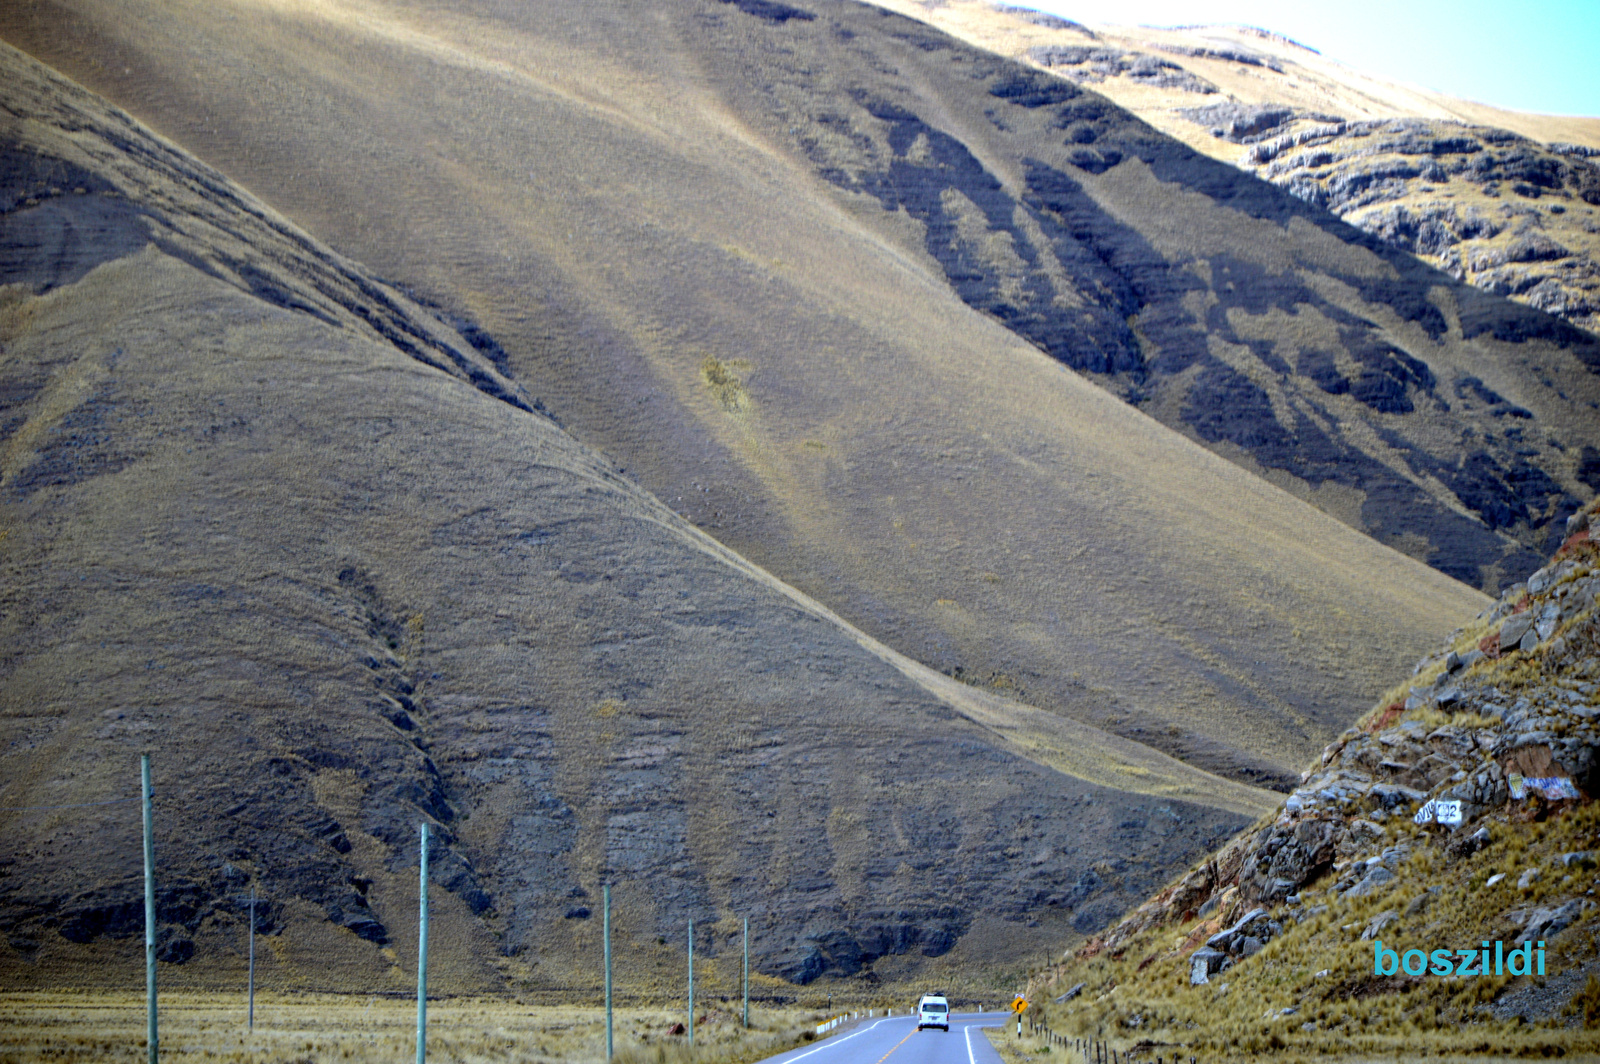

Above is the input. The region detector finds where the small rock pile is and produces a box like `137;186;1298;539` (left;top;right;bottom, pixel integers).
1188;907;1283;984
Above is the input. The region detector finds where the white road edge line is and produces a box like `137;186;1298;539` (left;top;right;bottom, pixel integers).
963;1020;1004;1064
774;1015;896;1063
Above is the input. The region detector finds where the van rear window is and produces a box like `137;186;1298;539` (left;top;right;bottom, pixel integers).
924;1003;947;1012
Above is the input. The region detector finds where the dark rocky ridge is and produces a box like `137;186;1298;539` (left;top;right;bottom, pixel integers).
704;6;1600;590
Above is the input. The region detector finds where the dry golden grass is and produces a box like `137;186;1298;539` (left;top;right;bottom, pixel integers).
0;993;824;1064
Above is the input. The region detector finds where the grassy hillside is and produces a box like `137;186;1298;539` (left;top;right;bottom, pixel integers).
0;41;1281;992
1026;500;1600;1057
0;0;1560;796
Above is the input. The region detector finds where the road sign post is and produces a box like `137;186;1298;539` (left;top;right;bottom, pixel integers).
1010;995;1028;1039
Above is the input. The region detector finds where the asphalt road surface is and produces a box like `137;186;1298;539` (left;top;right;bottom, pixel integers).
758;1014;1008;1064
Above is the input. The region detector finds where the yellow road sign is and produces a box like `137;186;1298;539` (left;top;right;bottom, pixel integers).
1010;996;1029;1014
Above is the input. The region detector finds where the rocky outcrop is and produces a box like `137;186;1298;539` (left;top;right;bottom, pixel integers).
1223;117;1600;333
1028;45;1216;93
1077;501;1600;963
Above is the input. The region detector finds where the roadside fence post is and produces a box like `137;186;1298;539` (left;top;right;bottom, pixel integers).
742;916;749;1029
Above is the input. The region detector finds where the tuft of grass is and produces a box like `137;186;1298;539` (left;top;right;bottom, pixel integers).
700;356;751;414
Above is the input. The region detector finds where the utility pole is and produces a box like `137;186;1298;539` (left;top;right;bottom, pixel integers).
247;885;256;1031
416;823;429;1064
603;884;613;1061
687;920;695;1047
742;917;749;1029
142;754;157;1064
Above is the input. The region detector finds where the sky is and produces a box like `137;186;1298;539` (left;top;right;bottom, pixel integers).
1022;0;1600;117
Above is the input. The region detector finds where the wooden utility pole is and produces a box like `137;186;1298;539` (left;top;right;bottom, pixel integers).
687;920;695;1047
742;917;749;1029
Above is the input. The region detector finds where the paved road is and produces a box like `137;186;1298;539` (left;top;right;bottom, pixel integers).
758;1014;1008;1064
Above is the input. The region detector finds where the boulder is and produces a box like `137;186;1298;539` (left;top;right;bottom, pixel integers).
1403;890;1436;916
1500;613;1535;651
1055;982;1085;1003
1447;825;1492;860
1361;910;1399;940
1238;819;1343;903
1344;864;1395;898
1189;947;1226;985
1337;818;1387;857
1370;783;1427;811
1516;900;1584;945
1443;763;1507;815
1206;907;1270;954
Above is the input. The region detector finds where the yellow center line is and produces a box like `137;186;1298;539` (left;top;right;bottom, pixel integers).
874;1026;917;1064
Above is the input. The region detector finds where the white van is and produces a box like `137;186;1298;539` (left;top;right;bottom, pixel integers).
916;994;949;1031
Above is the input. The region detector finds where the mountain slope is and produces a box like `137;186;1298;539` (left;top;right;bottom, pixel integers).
0;0;1557;793
869;2;1600;333
1026;501;1600;1057
0;41;1278;990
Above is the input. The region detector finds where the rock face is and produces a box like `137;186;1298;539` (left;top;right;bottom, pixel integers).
1236;118;1600;335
